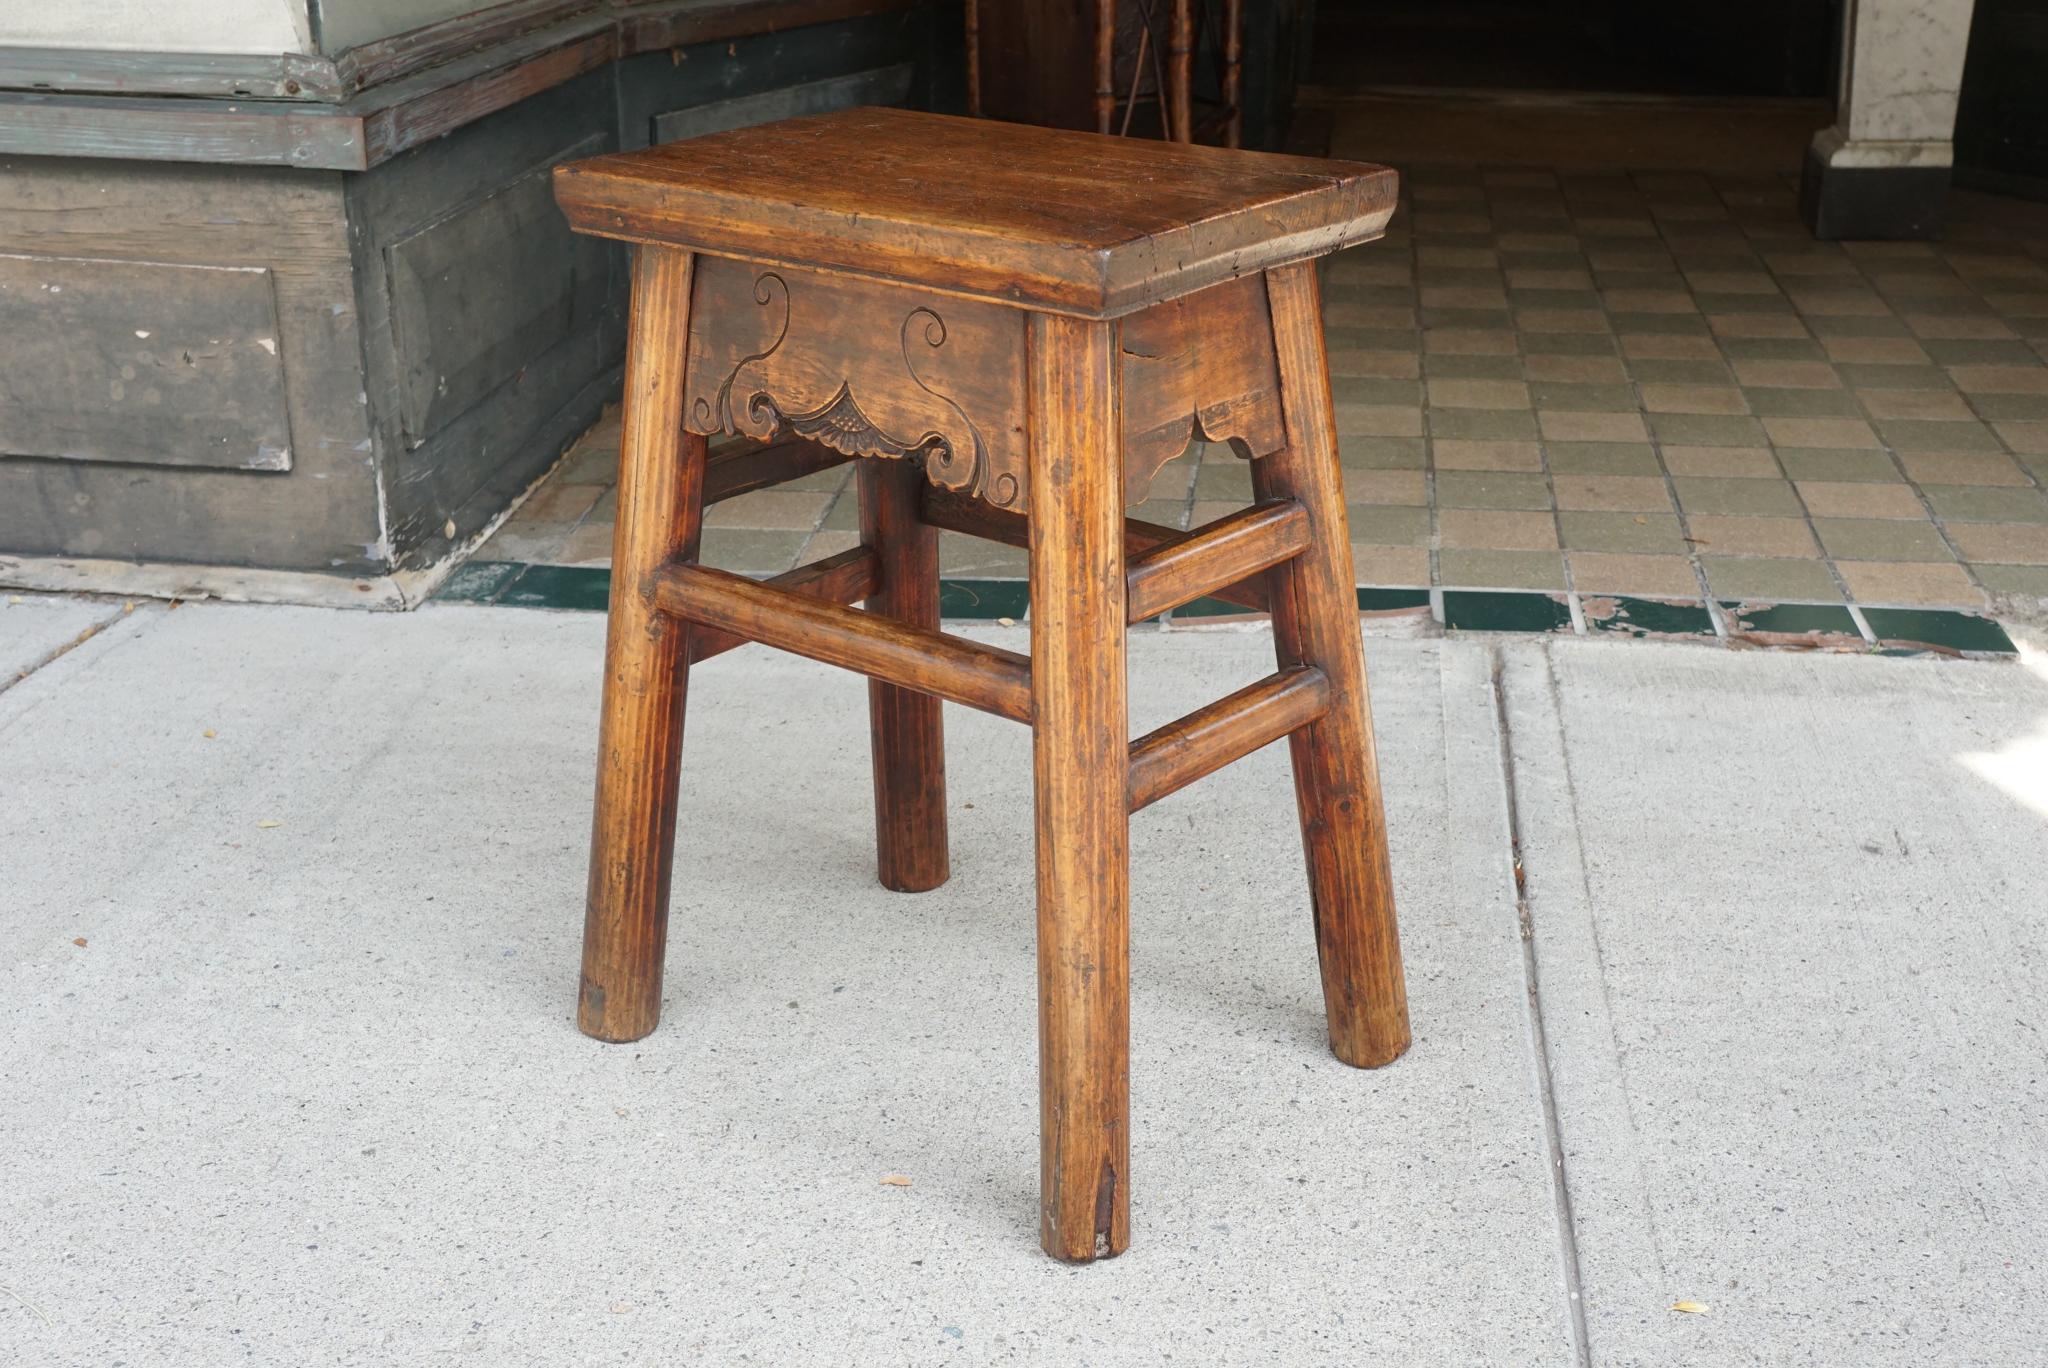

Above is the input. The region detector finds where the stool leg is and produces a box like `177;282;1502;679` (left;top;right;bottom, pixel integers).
858;459;950;892
579;246;705;1044
1026;314;1131;1261
1255;261;1412;1069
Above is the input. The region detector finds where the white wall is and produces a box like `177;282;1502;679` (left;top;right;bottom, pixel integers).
0;0;314;54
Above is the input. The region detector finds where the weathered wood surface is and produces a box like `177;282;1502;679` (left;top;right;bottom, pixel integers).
654;561;1035;721
859;459;951;892
0;254;292;470
1026;312;1131;1262
555;107;1399;317
1254;260;1410;1069
0;0;927;169
1118;271;1285;493
579;245;703;1045
1126;665;1329;812
0;158;382;569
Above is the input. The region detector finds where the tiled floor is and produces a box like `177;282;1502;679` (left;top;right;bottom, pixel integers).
470;130;2048;624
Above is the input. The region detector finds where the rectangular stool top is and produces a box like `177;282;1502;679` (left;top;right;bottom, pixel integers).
554;108;1398;319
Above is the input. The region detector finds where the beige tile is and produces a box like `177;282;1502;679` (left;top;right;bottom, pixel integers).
1794;481;1925;519
1947;522;2048;565
1686;271;1780;294
1567;551;1701;596
1896;452;2031;486
1731;358;1841;388
1438;507;1559;550
1659;445;1780;478
1761;416;1880;449
1422;285;1508;310
1835;560;1984;607
1336;404;1426;437
1856;389;1974;420
1620;333;1720;360
1431;439;1543;471
1330;350;1422;379
1906;314;2017;340
1603;289;1698;313
1506;267;1593;289
1437;548;1566;589
516;481;605;524
555;519;615;567
1523;354;1629;382
1639;384;1749;414
1324;301;1416;329
1539;410;1649;442
1352;545;1432;586
1823;336;1931;364
1788;288;1891;317
1342;468;1429;504
1996;421;2048;456
1552;474;1672;511
1684;514;1820;557
1946;365;2048;394
1428;378;1532;410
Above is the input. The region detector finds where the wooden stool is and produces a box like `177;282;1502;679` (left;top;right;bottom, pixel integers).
554;108;1409;1262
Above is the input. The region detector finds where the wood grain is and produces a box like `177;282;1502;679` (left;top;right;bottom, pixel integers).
1118;271;1286;497
859;459;951;893
1254;260;1410;1069
1124;499;1307;623
554;107;1400;317
579;245;703;1044
653;562;1034;723
1126;666;1330;812
1027;312;1130;1261
686;545;876;662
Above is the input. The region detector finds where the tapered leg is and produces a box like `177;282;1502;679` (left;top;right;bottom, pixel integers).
859;459;950;892
1254;261;1411;1068
1026;313;1131;1261
579;246;706;1044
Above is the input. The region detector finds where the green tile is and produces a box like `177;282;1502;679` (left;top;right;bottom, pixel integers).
1967;393;2048;421
1717;337;1825;362
435;560;524;603
1583;595;1716;637
1875;418;2003;453
1558;510;1688;553
1921;338;2039;366
1628;358;1735;385
1435;470;1554;509
1441;589;1574;631
1812;518;1954;562
1429;408;1542;440
1342;437;1429;470
1510;288;1603;310
1921;485;2048;523
1422;308;1513;330
495;564;612;611
939;579;1029;619
1718;600;1860;636
1859;607;2016;654
1834;363;1952;391
1521;333;1619;356
1438;549;1568;589
1324;327;1421;352
1425;353;1524;379
1609;312;1709;336
1975;563;2048;595
1358;587;1433;612
1332;377;1425;406
1529;381;1638;410
1673;476;1803;516
1742;387;1867;417
1701;557;1843;602
1544;441;1661;475
1648;412;1768;446
1773;448;1903;482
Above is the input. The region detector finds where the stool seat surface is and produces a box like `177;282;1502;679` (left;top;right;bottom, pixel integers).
554;107;1398;318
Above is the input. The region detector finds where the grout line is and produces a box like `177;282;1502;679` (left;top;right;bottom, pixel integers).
1487;644;1595;1368
0;601;131;700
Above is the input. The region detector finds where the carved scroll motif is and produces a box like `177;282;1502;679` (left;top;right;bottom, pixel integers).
685;258;1028;509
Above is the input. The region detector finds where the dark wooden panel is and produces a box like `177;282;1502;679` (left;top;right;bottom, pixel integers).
650;61;913;141
387;133;613;444
0;159;384;570
0;254;292;470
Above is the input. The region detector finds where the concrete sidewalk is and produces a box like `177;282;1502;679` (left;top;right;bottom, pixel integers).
2;597;2044;1365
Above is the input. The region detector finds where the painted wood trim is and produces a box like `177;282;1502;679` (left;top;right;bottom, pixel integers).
0;47;344;102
